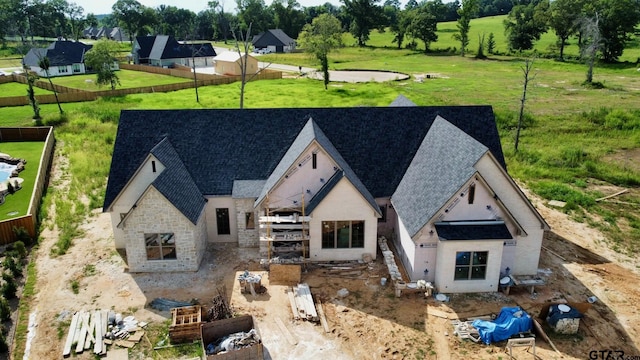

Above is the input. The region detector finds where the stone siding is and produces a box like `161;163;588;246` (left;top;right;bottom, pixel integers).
235;198;259;248
122;187;206;272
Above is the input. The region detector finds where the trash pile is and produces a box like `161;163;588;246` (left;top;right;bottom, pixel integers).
205;329;261;355
149;297;194;311
378;237;402;281
238;270;262;284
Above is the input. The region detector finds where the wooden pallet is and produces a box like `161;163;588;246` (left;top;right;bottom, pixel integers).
169;306;202;343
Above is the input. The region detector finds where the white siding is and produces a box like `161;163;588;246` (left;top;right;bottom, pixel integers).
475;154;546;275
204;196;237;243
110;155;165;248
394;217;417;280
268;145;337;210
308;178;377;261
435;239;504;293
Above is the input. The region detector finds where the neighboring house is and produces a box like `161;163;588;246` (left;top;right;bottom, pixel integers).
252;29;296;53
132;35;216;68
22;40;99;77
83;26;131;41
103;99;549;294
212;52;258;76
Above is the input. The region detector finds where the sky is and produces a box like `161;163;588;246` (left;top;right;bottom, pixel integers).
76;0;353;16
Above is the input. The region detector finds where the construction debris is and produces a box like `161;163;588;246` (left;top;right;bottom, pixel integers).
238;270;265;295
378;237;402;282
289;283;319;322
207;287;233;322
205;329;261;355
149;298;194;312
62;310;146;358
169;305;203;343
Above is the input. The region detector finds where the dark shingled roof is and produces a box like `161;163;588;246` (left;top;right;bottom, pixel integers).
149;138;206;224
392;117;489;237
232;180;266;199
434;221;513;240
136;35;216;61
306;171;344;214
104;107;505;213
252;29;295;48
23;41;92;67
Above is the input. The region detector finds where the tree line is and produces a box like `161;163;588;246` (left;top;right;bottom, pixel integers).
0;0;637;63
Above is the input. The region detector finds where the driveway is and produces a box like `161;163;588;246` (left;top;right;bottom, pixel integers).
202;48;410;83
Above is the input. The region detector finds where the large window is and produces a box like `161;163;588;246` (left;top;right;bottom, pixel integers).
454;251;488;280
216;208;230;235
58;66;68;73
321;220;365;248
245;212;255;229
72;64;81;73
145;233;176;260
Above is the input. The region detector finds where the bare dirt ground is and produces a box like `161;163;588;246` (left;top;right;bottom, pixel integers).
19;154;640;360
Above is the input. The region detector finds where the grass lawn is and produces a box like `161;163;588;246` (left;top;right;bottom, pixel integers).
0;141;46;221
0;82;52;97
49;69;189;91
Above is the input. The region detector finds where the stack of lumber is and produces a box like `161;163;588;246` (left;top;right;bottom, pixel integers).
63;310;109;357
318;263;368;278
63;310;147;358
169;305;203;343
287;283;319;322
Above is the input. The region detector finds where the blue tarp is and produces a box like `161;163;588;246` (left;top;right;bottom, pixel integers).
472;306;533;344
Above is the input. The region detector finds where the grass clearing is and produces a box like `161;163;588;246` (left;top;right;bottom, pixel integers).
0;82;52;97
49;69;189;91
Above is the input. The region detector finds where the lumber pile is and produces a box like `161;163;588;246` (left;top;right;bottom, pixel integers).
288;283;319;322
63;309;147;358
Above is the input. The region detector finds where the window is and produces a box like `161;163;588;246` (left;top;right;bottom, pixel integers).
321;220;365;249
151;160;156;173
58;66;68;73
245;212;255;229
312;153;317;169
72;64;81;73
145;233;176;260
216;208;230;235
454;251;487;280
468;184;476;204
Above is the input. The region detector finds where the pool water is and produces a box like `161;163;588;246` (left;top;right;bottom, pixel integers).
0;163;17;182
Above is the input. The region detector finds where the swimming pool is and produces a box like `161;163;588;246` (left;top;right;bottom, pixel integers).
0;163;17;182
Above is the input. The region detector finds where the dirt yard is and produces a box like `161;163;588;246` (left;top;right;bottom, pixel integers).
18;157;640;360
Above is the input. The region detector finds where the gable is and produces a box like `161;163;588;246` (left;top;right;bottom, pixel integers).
252;29;294;47
104;106;505;213
392;116;489;238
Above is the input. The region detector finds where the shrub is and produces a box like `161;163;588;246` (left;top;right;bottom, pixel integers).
1;273;17;299
12;241;27;259
3;256;22;278
12;227;33;246
0;329;7;353
0;297;9;322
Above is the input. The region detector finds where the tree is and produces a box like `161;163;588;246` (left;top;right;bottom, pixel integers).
84;40;121;90
37;56;63;114
486;32;496;54
271;0;306;40
65;2;85;41
112;0;145;46
593;0;640;62
515;55;536;152
503;0;549;52
390;9;413;49
236;0;272;33
342;0;385;46
24;66;41;120
232;23;270;108
548;0;582;60
408;4;438;53
86;13;99;28
453;0;479;56
580;14;601;85
298;13;343;89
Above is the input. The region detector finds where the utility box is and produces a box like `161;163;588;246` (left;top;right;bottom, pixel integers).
201;315;264;360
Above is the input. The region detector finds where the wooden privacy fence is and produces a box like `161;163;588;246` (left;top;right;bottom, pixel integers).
0;67;282;107
0;126;54;245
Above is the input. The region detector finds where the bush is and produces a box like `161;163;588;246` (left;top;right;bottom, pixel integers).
0;297;9;322
12;227;33;246
2;256;22;278
12;241;27;259
0;329;7;353
1;273;17;299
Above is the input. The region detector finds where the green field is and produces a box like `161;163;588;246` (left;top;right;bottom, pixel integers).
48;69;189;91
0;82;52;97
0;141;46;221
